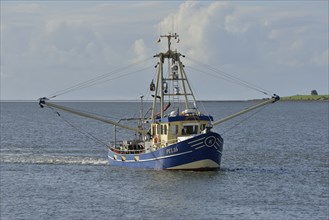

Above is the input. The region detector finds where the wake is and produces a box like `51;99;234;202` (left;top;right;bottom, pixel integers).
0;154;108;166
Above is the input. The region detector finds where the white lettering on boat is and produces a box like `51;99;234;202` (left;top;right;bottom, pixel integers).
166;147;178;155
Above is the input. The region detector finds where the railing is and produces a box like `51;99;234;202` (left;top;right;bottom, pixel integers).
109;138;183;154
109;141;145;155
110;147;145;155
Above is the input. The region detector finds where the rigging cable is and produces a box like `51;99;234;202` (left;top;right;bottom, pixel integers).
46;57;154;99
47;106;110;149
140;70;158;119
181;57;277;132
184;57;273;97
177;61;213;122
219;103;270;136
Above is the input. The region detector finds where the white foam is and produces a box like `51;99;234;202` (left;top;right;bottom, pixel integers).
0;155;108;166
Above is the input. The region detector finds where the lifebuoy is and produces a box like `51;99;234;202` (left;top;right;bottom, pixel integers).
153;135;159;144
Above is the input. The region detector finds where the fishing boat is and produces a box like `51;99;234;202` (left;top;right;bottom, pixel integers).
39;33;279;170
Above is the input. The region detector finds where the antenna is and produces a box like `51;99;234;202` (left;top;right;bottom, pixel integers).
159;33;180;51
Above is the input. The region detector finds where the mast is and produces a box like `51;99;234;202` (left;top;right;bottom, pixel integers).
139;95;144;130
159;57;164;118
161;33;178;52
151;62;161;120
153;33;187;119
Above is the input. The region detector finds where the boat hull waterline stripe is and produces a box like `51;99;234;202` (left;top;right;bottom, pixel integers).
167;159;219;170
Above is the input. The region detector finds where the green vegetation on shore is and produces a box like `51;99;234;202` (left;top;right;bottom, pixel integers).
281;95;329;101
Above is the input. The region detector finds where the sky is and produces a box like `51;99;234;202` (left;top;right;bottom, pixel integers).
1;1;328;101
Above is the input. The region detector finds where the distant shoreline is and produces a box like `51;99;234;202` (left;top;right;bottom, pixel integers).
281;95;329;101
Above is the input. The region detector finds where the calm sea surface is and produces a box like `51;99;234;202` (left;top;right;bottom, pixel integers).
1;101;328;220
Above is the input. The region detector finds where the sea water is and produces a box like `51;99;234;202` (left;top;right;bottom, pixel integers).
1;101;328;219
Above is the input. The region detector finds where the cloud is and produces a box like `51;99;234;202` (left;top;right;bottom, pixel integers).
132;39;152;63
153;1;328;98
311;49;329;66
4;3;44;14
1;1;328;100
156;1;328;69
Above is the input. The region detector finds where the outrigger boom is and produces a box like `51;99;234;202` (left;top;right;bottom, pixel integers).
212;94;280;127
39;98;147;135
39;94;279;134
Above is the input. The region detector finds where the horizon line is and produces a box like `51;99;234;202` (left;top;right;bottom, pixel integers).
0;99;258;102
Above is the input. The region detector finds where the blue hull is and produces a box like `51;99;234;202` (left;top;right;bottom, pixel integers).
108;132;223;170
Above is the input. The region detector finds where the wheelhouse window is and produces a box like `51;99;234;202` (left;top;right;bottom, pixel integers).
182;125;198;135
151;125;156;135
160;124;168;135
171;125;179;135
200;124;206;131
